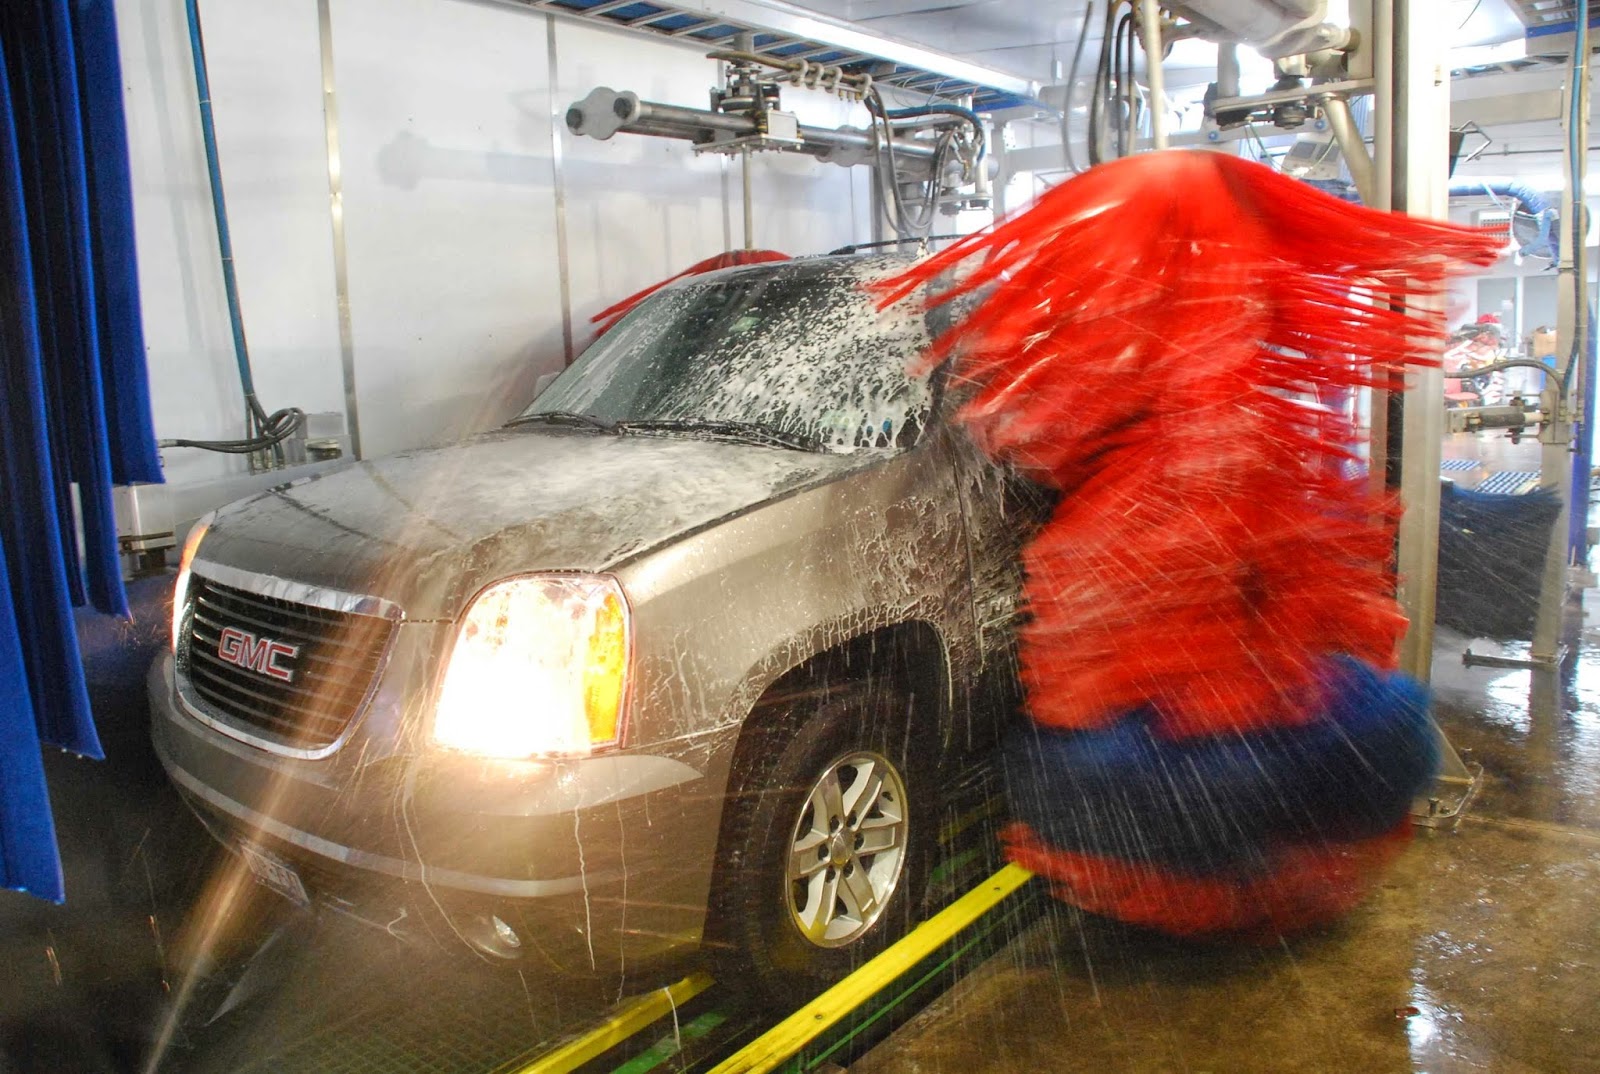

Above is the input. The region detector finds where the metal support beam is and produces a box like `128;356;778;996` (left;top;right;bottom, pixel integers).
1391;0;1450;682
1383;0;1484;823
741;146;755;250
316;0;362;460
1451;89;1565;128
546;15;575;367
1530;59;1588;664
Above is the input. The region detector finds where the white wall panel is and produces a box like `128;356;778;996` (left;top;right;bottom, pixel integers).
330;0;565;457
122;0;892;492
553;18;733;355
117;0;342;488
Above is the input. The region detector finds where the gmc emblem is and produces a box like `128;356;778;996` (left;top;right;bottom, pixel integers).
217;626;300;683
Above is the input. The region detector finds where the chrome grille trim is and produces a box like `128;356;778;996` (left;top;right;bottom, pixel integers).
175;563;402;760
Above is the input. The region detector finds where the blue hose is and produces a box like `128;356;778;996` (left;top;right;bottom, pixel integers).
1565;0;1592;557
1561;0;1589;398
1448;179;1552;215
1568;304;1596;561
183;0;262;427
1450;179;1560;260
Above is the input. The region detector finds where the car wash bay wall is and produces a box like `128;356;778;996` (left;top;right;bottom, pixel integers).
115;0;877;491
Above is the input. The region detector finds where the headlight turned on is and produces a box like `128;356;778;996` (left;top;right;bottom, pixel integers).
432;574;631;759
171;512;216;652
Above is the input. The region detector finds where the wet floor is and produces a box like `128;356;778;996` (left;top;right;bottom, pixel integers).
849;613;1600;1074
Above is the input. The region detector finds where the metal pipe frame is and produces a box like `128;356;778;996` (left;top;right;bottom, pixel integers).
570;91;943;167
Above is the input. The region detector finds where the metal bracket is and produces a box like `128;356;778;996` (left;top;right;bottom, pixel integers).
694;127;805;157
1463;644;1568;670
1410;718;1484;828
1209;77;1376;119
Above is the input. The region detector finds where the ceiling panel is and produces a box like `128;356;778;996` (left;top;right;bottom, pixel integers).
785;0;1535;89
789;0;1091;82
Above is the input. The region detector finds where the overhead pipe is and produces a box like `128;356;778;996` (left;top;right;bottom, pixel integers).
1216;42;1241;99
566;87;939;167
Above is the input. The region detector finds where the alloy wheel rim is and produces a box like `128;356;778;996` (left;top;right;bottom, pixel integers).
785;749;909;949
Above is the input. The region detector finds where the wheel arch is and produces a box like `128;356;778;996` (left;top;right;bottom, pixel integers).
733;619;952;775
704;618;952;960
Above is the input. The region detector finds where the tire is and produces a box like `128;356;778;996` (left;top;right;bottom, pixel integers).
712;678;937;1005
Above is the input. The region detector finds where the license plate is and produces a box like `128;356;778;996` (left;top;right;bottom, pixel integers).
239;843;310;907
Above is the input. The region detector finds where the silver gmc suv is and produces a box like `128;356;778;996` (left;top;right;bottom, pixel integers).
148;253;1041;994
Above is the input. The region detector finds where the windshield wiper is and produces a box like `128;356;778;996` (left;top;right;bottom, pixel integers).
505;410;616;432
616;418;824;453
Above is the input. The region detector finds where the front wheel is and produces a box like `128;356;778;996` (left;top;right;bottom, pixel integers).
785;748;912;949
713;681;935;1005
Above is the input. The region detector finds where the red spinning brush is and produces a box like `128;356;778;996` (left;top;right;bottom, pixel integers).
878;151;1501;937
880;151;1499;739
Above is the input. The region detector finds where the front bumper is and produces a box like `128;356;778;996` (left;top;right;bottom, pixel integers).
148;652;727;971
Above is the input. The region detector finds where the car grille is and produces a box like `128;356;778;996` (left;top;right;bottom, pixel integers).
178;575;396;752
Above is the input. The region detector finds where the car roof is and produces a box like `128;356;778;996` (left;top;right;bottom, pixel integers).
656;251;919;294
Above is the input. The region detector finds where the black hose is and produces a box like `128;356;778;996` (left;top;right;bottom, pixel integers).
879;102;987;159
1060;0;1096;174
869;87;961;238
161;408;304;454
1122;10;1136;154
1112;11;1132;158
1457;358;1564;396
1091;0;1128;164
1088;0;1117;165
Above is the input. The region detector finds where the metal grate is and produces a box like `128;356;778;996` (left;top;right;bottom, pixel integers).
1474;469;1542;495
1441;458;1481;472
179;576;395;751
507;0;1036;110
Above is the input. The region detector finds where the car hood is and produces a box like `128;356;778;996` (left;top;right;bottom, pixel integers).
194;428;872;618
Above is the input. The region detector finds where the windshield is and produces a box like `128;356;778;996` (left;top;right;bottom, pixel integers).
519;263;935;453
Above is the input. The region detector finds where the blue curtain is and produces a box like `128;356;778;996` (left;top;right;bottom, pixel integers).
1;0;161;903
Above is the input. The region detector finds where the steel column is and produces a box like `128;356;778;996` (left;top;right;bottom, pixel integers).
1382;0;1485;823
1531;59;1588;663
317;0;362;459
1138;0;1166;150
741;147;755;250
1390;0;1450;681
546;15;575;366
